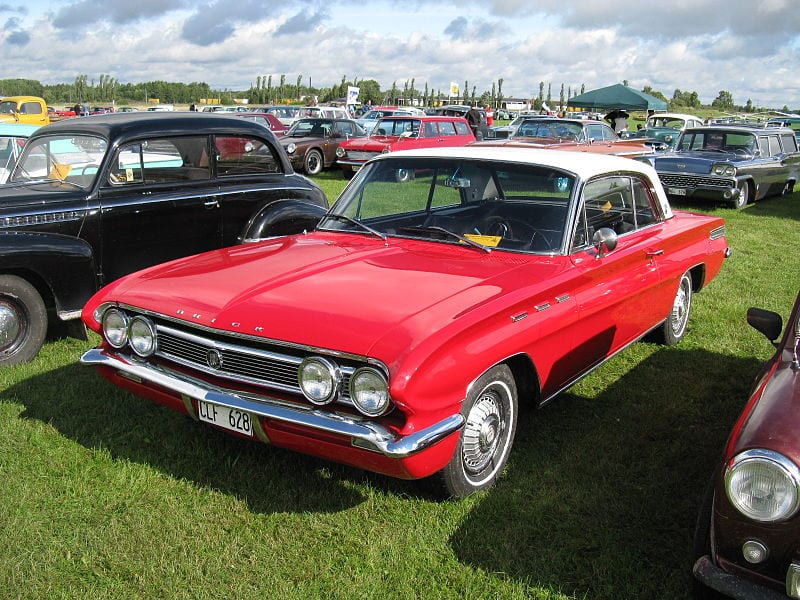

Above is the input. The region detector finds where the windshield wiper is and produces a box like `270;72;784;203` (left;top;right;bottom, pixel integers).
400;225;491;253
320;213;388;241
9;177;86;190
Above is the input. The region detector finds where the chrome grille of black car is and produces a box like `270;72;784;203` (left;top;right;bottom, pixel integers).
154;322;354;401
658;173;734;189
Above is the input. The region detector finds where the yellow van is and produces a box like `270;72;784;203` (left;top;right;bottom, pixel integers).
0;96;50;126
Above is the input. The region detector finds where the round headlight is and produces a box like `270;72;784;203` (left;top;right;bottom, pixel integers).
725;165;737;176
349;367;390;416
128;316;157;357
713;164;726;176
725;449;800;522
336;147;345;158
286;143;296;154
381;147;390;154
102;308;129;348
298;357;340;405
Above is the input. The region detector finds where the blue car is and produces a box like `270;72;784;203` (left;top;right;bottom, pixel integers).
642;125;800;208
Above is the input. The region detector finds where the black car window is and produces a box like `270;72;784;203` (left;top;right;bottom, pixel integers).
215;136;281;176
108;137;210;186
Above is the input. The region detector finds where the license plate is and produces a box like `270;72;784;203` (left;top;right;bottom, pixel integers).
668;187;687;196
197;400;253;436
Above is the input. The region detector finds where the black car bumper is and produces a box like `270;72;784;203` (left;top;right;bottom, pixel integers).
693;555;789;600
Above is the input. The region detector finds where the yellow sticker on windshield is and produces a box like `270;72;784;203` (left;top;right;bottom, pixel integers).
464;234;502;247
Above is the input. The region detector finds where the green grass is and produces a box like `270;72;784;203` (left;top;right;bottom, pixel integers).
0;181;798;599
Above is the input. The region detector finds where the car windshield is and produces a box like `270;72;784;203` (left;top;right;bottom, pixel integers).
647;117;685;129
677;130;756;154
515;120;584;140
286;119;331;137
10;134;108;189
318;157;575;254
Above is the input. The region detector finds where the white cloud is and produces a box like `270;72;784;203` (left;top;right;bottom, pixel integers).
2;0;799;108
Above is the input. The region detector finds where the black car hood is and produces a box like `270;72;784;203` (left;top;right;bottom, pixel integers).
0;181;88;209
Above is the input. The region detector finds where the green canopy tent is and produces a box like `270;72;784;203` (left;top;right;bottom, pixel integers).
567;84;667;111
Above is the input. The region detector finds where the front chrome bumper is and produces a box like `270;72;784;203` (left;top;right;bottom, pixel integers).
693;555;790;600
81;348;464;459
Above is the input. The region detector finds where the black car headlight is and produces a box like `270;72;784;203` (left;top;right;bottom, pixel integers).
725;449;800;522
102;308;129;349
349;367;390;416
298;357;341;405
128;315;157;357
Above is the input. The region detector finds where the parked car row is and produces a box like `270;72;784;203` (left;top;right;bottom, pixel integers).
1;106;798;600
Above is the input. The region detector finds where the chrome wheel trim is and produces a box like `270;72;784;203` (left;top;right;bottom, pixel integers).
462;389;506;475
670;275;692;338
0;299;24;354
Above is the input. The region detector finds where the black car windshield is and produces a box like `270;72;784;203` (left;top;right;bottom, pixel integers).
10;134;108;189
318;157;575;254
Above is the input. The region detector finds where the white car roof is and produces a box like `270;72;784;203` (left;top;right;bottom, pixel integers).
648;113;703;121
374;146;673;218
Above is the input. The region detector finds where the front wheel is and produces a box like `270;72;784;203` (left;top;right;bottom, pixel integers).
303;149;323;175
435;364;518;498
656;271;693;345
732;180;749;209
0;275;48;366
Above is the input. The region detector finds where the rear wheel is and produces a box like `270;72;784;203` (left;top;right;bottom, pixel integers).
656;271;692;345
435;365;518;498
0;275;47;366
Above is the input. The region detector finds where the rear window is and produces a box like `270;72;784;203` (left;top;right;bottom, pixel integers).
215;136;282;175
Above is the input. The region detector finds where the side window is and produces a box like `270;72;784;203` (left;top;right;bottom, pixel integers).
781;133;798;153
454;121;470;136
424;122;439;137
215;136;282;175
108;137;210;185
757;136;770;156
438;121;457;136
573;177;636;250
21;102;43;115
768;135;782;156
631;178;658;227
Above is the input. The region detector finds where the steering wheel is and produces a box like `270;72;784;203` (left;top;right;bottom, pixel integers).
478;216;513;238
732;147;750;156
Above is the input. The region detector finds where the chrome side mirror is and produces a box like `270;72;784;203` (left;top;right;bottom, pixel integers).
592;227;618;258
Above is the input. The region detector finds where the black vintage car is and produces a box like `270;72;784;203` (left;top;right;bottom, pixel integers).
644;125;800;208
0;112;329;365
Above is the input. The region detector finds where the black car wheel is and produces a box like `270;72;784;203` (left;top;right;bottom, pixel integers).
0;275;47;366
733;180;749;209
435;364;518;498
304;149;323;175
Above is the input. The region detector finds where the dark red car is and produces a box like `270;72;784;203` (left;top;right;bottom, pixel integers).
234;112;289;137
694;290;800;598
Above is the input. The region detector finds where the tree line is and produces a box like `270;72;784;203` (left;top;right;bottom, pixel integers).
0;75;790;113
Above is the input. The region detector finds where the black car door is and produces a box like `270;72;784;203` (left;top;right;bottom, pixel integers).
96;135;222;284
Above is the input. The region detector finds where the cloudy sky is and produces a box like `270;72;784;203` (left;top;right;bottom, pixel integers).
2;0;799;109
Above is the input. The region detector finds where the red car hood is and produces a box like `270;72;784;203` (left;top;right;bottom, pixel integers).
343;136;394;152
107;232;567;361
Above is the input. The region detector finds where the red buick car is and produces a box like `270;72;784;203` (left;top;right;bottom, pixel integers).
81;147;730;498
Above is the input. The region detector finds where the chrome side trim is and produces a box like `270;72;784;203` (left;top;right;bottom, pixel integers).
81;348;463;459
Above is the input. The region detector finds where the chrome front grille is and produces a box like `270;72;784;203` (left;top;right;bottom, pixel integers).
345;151;378;162
154;322;354;400
658;173;735;189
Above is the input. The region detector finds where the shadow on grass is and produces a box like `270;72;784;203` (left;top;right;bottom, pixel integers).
450;347;761;599
1;360;427;514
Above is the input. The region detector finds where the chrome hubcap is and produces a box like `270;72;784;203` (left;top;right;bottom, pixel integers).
671;279;690;336
462;392;504;473
0;300;22;352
